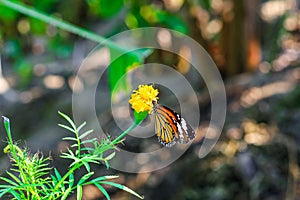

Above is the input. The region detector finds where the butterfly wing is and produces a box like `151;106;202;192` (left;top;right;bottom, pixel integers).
154;104;195;147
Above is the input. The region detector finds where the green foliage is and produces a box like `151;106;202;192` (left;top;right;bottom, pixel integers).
125;3;188;34
108;48;152;99
0;113;144;200
86;0;124;18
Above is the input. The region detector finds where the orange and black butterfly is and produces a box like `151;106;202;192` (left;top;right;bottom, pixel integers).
153;101;195;147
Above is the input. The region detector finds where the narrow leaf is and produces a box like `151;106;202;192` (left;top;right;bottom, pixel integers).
90;175;119;183
77;121;87;132
62;136;78;141
58;124;76;134
58;111;77;131
10;189;22;200
103;151;115;161
6;171;22;185
77;172;94;186
93;182;110;200
81;138;97;144
100;181;144;199
77;185;83;200
69;173;75;187
54;168;62;181
0;176;19;186
79;129;94;139
61;187;72;200
83;162;91;172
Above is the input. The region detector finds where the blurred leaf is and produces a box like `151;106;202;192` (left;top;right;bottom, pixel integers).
108;48;152;100
14;58;33;87
126;6;149;29
48;35;73;58
32;0;57;12
139;5;188;34
86;0;123;18
156;12;188;34
0;0;20;22
29;18;47;34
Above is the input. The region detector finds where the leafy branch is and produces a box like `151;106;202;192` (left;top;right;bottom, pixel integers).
0;112;144;200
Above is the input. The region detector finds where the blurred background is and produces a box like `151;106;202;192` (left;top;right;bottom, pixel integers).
0;0;300;199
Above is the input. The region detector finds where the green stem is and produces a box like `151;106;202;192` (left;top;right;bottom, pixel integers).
2;117;33;198
2;116;16;157
112;122;138;145
0;0;125;52
52;167;76;197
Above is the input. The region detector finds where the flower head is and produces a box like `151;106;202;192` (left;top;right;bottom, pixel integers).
129;84;159;114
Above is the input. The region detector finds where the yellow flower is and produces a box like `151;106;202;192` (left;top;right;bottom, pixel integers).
129;84;159;114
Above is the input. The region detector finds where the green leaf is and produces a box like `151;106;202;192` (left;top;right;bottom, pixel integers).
62;136;77;141
100;181;144;199
0;176;19;186
69;173;75;187
6;171;22;185
77;172;94;185
29;17;46;34
14;58;33;87
86;0;123;18
61;187;72;200
76;185;83;200
83;161;91;172
104;151;115;161
81;138;97;144
93;182;110;200
108;48;152;100
58;111;77;131
133;110;148;125
9;189;22;200
89;175;118;183
59;124;76;133
77;122;87;132
0;188;11;197
140;5;188;34
54;168;62;181
0;4;19;22
158;12;188;34
79;129;94;139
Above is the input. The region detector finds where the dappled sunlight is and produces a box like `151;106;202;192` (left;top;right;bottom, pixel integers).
177;45;191;74
205;19;223;38
19;86;42;103
163;0;184;12
260;0;290;22
242;119;276;146
68;75;84;93
226;127;242;140
284;13;299;31
0;57;10;94
0;77;10;94
157;29;172;49
43;75;65;89
240;81;295;107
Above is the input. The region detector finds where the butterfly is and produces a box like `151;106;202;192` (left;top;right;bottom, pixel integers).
152;101;195;147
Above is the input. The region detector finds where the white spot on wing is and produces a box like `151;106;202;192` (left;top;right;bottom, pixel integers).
181;118;188;132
